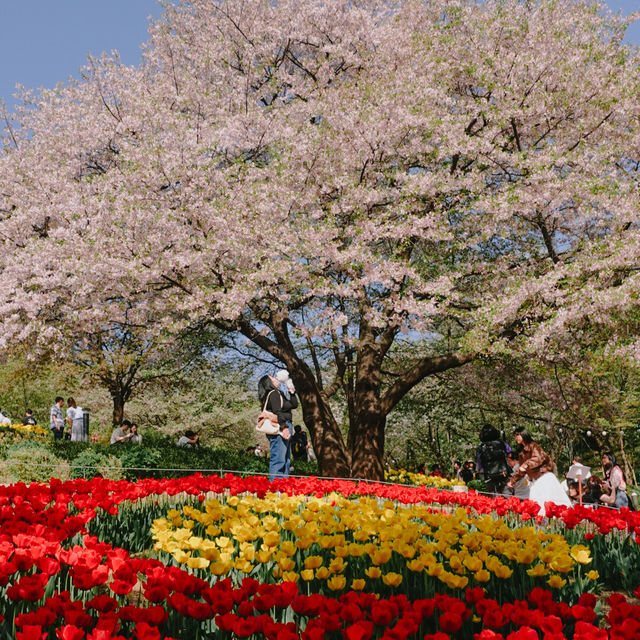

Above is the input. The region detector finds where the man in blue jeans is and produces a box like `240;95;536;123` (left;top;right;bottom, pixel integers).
49;396;65;440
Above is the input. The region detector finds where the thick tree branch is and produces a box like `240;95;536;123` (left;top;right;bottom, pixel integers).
380;351;475;415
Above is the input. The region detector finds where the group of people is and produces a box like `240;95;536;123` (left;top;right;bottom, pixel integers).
0;407;36;427
448;424;633;515
49;396;88;442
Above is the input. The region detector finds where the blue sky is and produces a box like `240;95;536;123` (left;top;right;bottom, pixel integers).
0;0;638;111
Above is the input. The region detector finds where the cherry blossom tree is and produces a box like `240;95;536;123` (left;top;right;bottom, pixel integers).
1;0;639;478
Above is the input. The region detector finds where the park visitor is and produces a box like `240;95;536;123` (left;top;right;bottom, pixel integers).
600;452;629;509
291;424;309;462
258;373;298;481
505;428;570;515
177;430;199;448
49;397;65;440
66;397;87;442
129;423;142;445
502;451;530;500
110;420;134;445
476;424;511;495
22;409;37;426
460;460;476;484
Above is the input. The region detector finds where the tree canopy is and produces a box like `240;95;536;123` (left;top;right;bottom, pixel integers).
1;0;639;478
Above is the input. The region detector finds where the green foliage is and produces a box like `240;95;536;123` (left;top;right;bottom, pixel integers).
466;479;487;493
291;458;319;477
0;427;48;458
70;449;123;480
117;446;161;480
0;353;82;427
139;436;270;478
2;440;69;483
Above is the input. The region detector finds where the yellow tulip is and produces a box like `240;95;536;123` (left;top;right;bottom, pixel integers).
327;575;347;590
304;555;324;570
172;550;191;564
382;572;403;587
474;569;491;583
365;566;381;579
184;556;208;569
494;564;513;579
407;558;425;572
278;557;296;571
262;531;281;547
547;575;567;589
526;564;549;577
233;558;254;573
463;555;483;572
282;571;299;583
351;579;366;590
256;548;273;563
586;570;599;581
294;536;313;550
329;557;347;574
210;560;232;576
316;567;330;580
300;569;315;581
570;545;592;565
370;547;392;565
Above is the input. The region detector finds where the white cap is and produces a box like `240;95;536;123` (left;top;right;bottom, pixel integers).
276;369;290;382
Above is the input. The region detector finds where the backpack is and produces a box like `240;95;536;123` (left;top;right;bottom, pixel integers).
478;440;509;481
291;433;307;459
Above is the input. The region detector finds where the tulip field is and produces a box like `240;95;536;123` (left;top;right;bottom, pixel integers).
1;474;640;639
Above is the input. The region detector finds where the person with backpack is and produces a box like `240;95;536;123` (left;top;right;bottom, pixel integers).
291;425;309;462
476;424;511;495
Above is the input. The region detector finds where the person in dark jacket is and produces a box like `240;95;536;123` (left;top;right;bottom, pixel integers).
258;374;298;481
476;424;510;495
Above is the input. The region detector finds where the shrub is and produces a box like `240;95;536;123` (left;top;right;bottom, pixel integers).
2;440;70;483
117;446;162;480
71;449;124;480
466;479;487;493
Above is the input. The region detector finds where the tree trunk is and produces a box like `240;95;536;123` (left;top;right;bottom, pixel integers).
618;428;637;487
349;323;385;480
288;362;351;478
350;411;385;480
111;392;126;426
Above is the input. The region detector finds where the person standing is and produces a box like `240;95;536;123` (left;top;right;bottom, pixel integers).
66;397;87;442
600;452;629;509
476;424;511;495
50;397;65;440
258;373;298;481
505;428;570;515
291;425;309;462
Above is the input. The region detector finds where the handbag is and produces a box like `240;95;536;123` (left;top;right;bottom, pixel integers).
256;391;280;435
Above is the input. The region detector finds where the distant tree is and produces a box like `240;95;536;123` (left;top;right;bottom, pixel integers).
1;0;639;478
